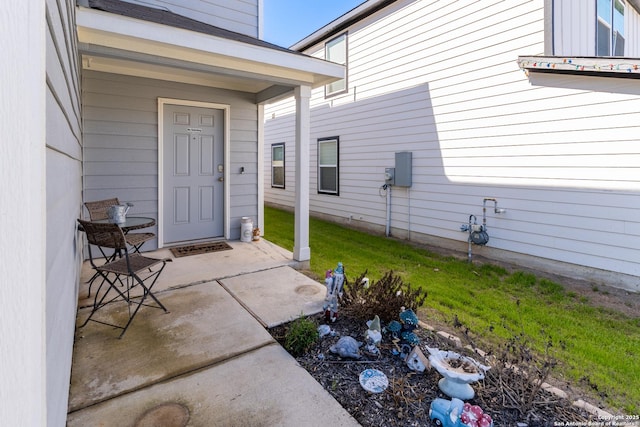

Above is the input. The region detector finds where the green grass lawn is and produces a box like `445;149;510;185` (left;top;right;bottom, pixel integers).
264;205;640;414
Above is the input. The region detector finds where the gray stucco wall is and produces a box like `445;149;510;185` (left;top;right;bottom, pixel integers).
82;71;259;243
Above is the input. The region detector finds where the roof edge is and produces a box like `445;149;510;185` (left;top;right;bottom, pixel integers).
518;55;640;79
291;0;397;52
81;0;302;55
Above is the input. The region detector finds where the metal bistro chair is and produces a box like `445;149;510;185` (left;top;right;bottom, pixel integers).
83;198;156;296
78;219;170;338
84;198;155;254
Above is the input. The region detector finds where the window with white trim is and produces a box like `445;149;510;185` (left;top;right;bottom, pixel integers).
325;33;347;97
271;143;285;188
318;137;339;195
597;0;625;56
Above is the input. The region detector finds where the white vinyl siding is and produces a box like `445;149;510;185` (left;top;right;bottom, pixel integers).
553;0;595;55
119;0;260;37
45;0;83;425
265;0;640;285
263;104;295;207
626;2;640;55
83;70;259;240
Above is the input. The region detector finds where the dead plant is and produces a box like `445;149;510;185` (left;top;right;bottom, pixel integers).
339;270;428;324
469;303;561;422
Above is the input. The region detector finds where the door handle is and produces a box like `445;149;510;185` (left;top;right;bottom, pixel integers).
218;176;224;182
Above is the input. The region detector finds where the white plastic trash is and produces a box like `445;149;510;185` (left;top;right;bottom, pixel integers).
240;217;253;242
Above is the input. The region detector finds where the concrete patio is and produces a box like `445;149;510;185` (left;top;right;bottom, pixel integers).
67;239;360;426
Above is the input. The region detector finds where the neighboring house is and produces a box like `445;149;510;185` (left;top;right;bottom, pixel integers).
264;0;640;292
1;0;342;425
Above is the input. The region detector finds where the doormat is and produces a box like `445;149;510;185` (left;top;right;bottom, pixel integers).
169;241;233;258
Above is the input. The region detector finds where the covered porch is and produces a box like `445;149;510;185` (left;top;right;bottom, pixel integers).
77;0;344;261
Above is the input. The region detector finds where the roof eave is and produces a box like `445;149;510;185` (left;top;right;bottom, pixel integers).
76;6;344;91
518;55;640;79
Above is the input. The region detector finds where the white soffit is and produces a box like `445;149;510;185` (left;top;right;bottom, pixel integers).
77;6;344;91
81;55;270;91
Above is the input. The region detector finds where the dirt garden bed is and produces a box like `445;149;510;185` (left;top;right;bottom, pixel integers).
270;311;597;427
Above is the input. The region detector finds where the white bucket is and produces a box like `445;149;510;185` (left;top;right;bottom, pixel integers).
240;217;253;242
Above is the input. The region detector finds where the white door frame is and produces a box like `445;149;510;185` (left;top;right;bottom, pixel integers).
157;98;231;247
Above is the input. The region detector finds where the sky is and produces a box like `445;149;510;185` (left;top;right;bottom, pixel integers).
262;0;364;47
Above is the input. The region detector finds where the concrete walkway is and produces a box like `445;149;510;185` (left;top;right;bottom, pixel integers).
67;239;360;426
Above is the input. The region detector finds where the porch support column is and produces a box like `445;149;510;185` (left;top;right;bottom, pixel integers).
293;85;311;261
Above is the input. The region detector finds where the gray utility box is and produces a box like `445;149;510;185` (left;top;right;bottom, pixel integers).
394;151;412;187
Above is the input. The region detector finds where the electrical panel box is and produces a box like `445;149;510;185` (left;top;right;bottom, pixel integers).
384;168;395;185
394;151;412;187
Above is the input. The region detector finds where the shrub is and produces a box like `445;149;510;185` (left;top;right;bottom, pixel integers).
284;315;318;356
340;270;427;323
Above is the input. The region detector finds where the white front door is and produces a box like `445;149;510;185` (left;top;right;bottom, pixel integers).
162;104;224;243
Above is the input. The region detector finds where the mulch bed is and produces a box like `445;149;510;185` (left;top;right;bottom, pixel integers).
270;312;596;427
